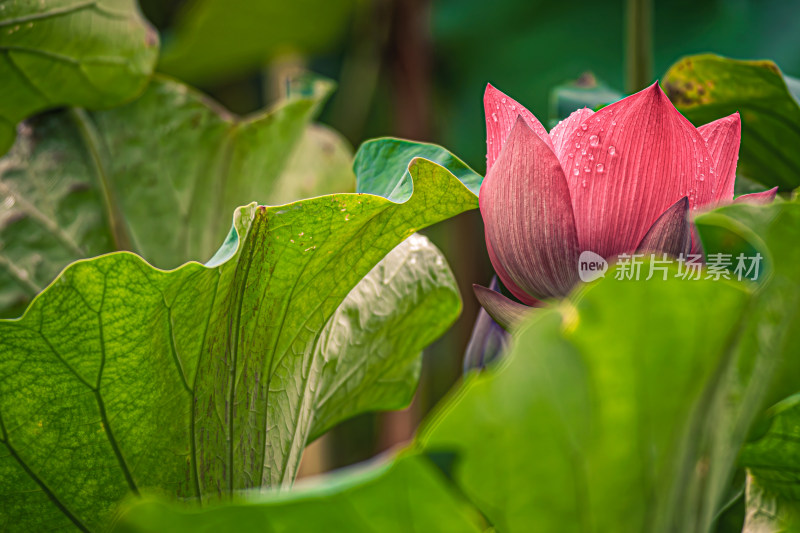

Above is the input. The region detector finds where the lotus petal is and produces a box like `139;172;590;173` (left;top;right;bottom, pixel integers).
463;278;511;372
636;197;691;257
550;107;595;164
734;187;779;205
559;82;714;259
472;283;533;331
485;84;553;172
485;237;539;306
698;113;741;205
480;116;580;300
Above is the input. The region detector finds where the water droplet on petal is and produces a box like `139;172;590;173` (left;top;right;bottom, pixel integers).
573;168;580;176
575;142;581;148
699;174;705;181
589;134;599;146
608;146;616;155
491;112;498;122
511;105;516;110
567;153;574;158
580;123;588;131
501;97;507;103
584;166;591;173
596;163;604;173
581;179;587;187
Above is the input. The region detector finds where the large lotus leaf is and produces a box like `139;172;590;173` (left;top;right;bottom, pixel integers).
354;138;482;201
695;198;800;415
111;453;485;533
0;158;477;531
0;74;351;317
719;199;800;529
419;271;753;533
664;54;800;191
0;0;159;154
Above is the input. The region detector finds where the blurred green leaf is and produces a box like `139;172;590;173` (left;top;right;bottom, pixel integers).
159;0;357;85
664;54;800;191
0;74;345;316
0;156;475;529
0;0;159;154
111;453;486;533
272;124;355;204
695;197;800;412
420;271;752;532
729;203;800;528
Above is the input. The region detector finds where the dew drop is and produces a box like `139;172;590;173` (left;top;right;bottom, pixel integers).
611;120;616;126
511;105;516;110
501;97;507;103
567;153;574;159
581;180;587;187
698;174;705;181
608;146;616;155
588;154;594;161
584;166;591;173
596;163;604;173
573;168;580;176
491;112;498;123
589;134;599;146
575;142;581;148
577;131;583;137
580;123;588;131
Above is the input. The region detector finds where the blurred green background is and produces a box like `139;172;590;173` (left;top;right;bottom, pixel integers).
136;0;800;476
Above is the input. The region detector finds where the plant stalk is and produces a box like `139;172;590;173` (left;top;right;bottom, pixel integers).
625;0;654;93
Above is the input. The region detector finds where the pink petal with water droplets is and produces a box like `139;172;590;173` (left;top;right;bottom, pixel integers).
550;107;595;165
560;82;714;259
734;187;778;205
698;112;741;205
480;116;580;300
485;83;553;173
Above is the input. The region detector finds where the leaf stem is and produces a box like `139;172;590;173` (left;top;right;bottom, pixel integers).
625;0;653;93
68;107;132;251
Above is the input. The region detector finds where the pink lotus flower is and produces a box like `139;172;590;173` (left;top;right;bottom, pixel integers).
477;82;776;314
